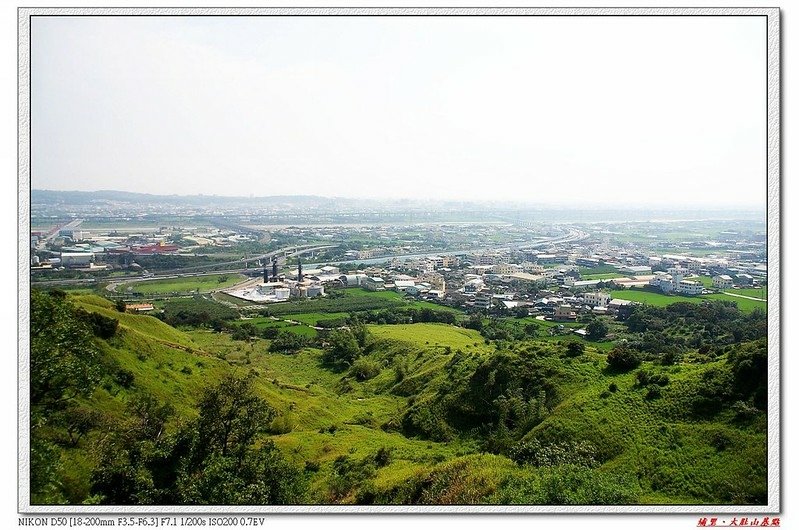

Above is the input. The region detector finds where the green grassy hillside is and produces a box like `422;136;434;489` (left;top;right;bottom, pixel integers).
30;290;768;506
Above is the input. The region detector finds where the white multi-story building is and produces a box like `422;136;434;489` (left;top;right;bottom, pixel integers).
677;280;703;295
686;260;702;272
667;267;689;282
521;262;546;274
60;252;94;267
649;272;675;293
473;290;493;310
491;263;521;276
470;252;508;266
363;276;386;291
419;271;446;291
583;291;611;307
713;275;734;290
464;278;485;293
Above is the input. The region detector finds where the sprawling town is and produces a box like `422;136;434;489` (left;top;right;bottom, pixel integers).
31;192;766;326
28;191;770;508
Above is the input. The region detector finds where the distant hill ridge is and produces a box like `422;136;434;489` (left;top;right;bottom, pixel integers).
31;189;764;219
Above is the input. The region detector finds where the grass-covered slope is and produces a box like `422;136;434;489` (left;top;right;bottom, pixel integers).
31;291;768;506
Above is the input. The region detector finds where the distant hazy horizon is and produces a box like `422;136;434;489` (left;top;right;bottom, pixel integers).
30;188;766;214
32;16;767;208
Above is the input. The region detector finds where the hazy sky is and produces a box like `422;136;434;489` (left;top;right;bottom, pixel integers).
31;15;767;207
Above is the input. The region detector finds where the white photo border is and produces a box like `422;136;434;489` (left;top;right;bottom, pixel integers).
17;6;781;515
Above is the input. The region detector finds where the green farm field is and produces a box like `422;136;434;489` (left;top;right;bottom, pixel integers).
367;323;490;352
610;288;766;313
121;273;246;294
704;294;767;313
685;276;714;288
725;288;767;300
582;273;627;280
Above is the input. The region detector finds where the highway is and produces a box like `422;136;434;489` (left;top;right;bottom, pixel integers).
42;219;83;242
31;225;590;290
31;244;336;289
147;244;337;275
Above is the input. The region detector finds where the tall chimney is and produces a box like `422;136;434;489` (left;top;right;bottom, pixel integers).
298;259;303;282
272;258;278;282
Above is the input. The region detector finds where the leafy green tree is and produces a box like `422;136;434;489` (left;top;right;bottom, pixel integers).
30;290;104;409
191;373;274;463
178;373;306;504
268;331;308;353
323;330;362;368
464;314;484;331
231;323;257;341
606;344;641;372
349;358;382;381
565;341;585;357
727;339;767;409
349;321;369;349
91;392;180;504
177;441;305;504
586;320;608;341
92;377;306;505
30;290;118;502
54;405;102;447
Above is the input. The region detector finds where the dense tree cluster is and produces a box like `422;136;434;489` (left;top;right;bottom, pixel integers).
606;343;642;372
30;291;108;503
90;374;306;504
402;350;566;448
345;307;457;326
267;331;310;353
159;297;239;328
625;301;766;353
30;291;306;505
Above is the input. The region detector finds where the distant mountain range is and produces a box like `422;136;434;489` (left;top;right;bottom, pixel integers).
31;189;763;214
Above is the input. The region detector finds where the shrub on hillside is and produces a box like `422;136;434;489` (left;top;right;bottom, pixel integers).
509;439;599;468
74;309;119;339
268;331;309;354
491;465;641;504
565;341;585;357
161;297;238;328
349;358;382;381
635;370;669;388
606;344;641;372
322;330;362;368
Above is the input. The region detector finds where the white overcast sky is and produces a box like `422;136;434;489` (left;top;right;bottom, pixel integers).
31;15;767;207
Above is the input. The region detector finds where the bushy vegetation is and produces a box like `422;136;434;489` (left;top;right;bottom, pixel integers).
29;291;768;506
607;344;642;372
354;307;457;326
90;374;306;504
160;296;239;329
268;331;310;354
258;292;404;317
130;254;230;271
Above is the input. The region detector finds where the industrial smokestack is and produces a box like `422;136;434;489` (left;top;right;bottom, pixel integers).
264;262;268;283
298;259;303;282
272;259;278;282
